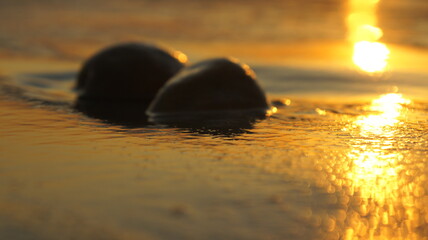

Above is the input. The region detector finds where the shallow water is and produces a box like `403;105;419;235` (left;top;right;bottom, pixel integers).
1;64;428;239
1;0;428;239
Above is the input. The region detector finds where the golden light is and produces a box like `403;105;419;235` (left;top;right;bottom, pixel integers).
355;93;411;134
315;108;327;116
348;93;410;200
347;0;390;73
347;149;401;202
173;50;188;63
343;93;411;235
354;24;383;42
267;106;278;116
352;41;390;73
338;94;424;237
369;92;411;112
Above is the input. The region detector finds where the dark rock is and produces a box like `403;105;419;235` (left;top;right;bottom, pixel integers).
76;42;187;105
74;42;186;124
146;58;269;121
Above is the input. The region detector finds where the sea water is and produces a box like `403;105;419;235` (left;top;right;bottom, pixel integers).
1;0;428;239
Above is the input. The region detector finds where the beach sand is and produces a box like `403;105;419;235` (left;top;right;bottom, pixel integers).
1;1;428;239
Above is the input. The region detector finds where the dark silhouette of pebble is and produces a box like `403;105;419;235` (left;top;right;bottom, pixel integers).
146;58;269;121
74;42;186;124
76;42;186;105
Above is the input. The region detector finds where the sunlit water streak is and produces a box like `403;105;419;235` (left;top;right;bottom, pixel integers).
329;93;428;240
355;93;410;135
346;94;410;204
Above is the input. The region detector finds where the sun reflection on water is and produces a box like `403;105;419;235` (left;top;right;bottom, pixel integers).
348;0;390;73
348;93;410;200
355;93;411;135
338;93;428;239
347;148;401;195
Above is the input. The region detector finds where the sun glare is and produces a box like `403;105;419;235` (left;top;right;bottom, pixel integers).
348;0;390;73
347;149;401;202
346;93;410;213
341;93;419;238
352;41;389;73
355;93;411;134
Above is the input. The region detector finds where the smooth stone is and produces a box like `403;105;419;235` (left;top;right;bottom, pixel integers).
146;58;269;120
76;42;187;105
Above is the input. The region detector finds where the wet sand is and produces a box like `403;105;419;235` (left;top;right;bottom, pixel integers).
1;0;428;239
1;55;428;239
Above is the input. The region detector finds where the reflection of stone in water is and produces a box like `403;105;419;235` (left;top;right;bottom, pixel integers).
170;115;258;138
